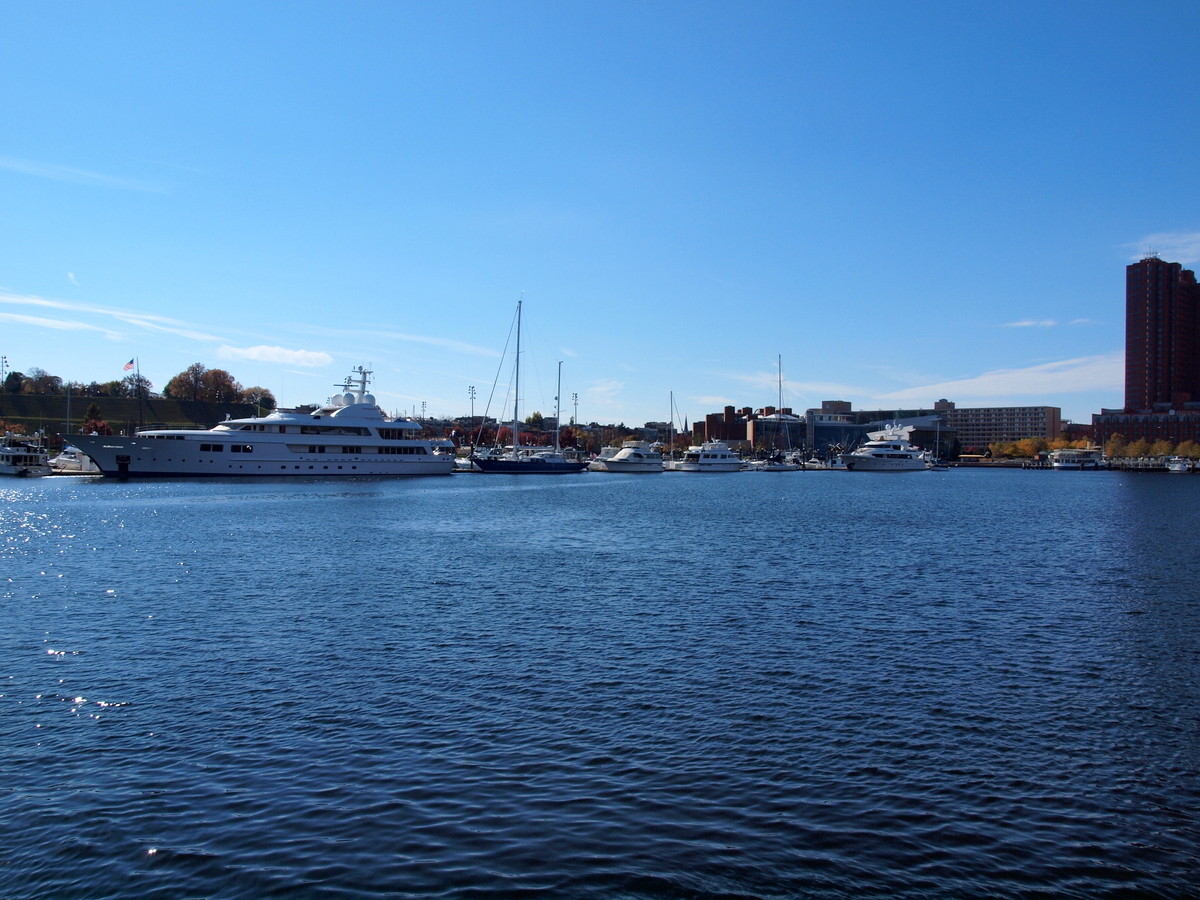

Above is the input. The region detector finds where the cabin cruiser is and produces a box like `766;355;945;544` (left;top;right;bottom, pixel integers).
1165;456;1194;473
744;452;801;472
1048;448;1105;470
1;433;51;477
841;426;928;472
49;444;102;474
589;440;663;473
67;367;455;478
663;441;743;472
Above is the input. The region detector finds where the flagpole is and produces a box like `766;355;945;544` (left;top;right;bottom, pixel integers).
136;357;144;429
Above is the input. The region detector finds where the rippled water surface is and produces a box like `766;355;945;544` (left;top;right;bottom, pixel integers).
3;469;1199;898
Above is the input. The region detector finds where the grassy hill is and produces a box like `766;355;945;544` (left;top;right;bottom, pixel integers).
0;393;260;441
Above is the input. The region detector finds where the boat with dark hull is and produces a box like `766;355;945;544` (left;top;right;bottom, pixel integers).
472;301;587;474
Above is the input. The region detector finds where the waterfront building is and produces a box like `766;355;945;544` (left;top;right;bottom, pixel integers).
1125;254;1200;410
696;398;1063;457
1092;254;1200;447
933;400;1062;453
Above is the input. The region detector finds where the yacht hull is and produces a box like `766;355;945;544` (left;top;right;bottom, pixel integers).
472;457;587;474
68;435;454;477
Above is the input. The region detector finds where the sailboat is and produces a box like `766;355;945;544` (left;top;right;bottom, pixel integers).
746;355;801;471
472;300;588;474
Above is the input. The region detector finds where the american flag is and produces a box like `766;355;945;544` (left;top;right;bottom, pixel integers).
123;359;134;371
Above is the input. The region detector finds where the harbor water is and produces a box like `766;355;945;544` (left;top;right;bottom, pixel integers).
3;469;1199;898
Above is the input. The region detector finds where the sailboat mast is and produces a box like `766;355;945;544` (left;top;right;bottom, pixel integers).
512;299;522;452
555;360;563;453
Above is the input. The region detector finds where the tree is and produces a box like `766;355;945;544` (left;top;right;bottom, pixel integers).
82;403;112;436
1125;438;1150;458
3;371;23;393
1175;440;1200;459
24;367;62;394
525;411;544;429
121;373;154;398
239;386;276;411
164;364;242;402
200;368;240;402
1149;439;1175;458
1104;433;1127;459
164;363;208;401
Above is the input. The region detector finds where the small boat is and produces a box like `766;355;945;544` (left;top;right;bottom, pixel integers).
803;455;845;470
1048;448;1105;470
744;452;801;472
1;433;52;477
663;441;743;472
841;425;928;472
67;367;455;478
49;444;102;474
1165;456;1194;473
589;440;663;473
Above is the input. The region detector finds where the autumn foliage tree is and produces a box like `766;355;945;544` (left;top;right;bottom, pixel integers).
82;403;112;436
239;386;277;411
164;364;242;403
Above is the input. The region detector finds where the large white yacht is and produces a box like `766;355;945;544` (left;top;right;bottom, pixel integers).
841;425;928;472
68;367;455;478
663;441;743;472
588;440;663;473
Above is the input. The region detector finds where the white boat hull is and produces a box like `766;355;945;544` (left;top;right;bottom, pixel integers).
69;435;454;477
842;456;927;472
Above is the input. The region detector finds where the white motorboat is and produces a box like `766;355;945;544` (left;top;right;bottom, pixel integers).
663;441;743;472
744;453;801;472
49;444;102;474
803;455;846;470
841;425;928;472
1048;448;1105;470
67;367;455;478
587;444;622;471
589;440;663;473
1;433;51;477
1165;456;1194;473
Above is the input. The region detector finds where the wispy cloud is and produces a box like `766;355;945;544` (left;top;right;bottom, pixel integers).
1004;319;1057;328
0;155;165;193
0;291;226;342
586;378;624;400
1126;231;1200;265
216;345;333;367
874;352;1123;405
292;324;499;358
0;312;122;339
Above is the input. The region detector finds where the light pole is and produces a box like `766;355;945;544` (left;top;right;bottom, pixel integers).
572;392;578;426
469;385;476;422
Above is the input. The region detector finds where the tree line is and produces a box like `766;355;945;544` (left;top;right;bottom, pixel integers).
987;435;1200;460
4;364;276;409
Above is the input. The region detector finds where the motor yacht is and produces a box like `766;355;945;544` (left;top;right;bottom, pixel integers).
841;426;928;472
68;367;455;478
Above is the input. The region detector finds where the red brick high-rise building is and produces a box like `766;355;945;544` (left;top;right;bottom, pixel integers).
1124;254;1200;410
1093;254;1200;449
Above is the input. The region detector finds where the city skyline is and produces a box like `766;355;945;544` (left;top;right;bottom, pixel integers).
4;1;1200;427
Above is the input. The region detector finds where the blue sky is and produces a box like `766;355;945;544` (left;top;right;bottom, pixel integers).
3;1;1199;428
